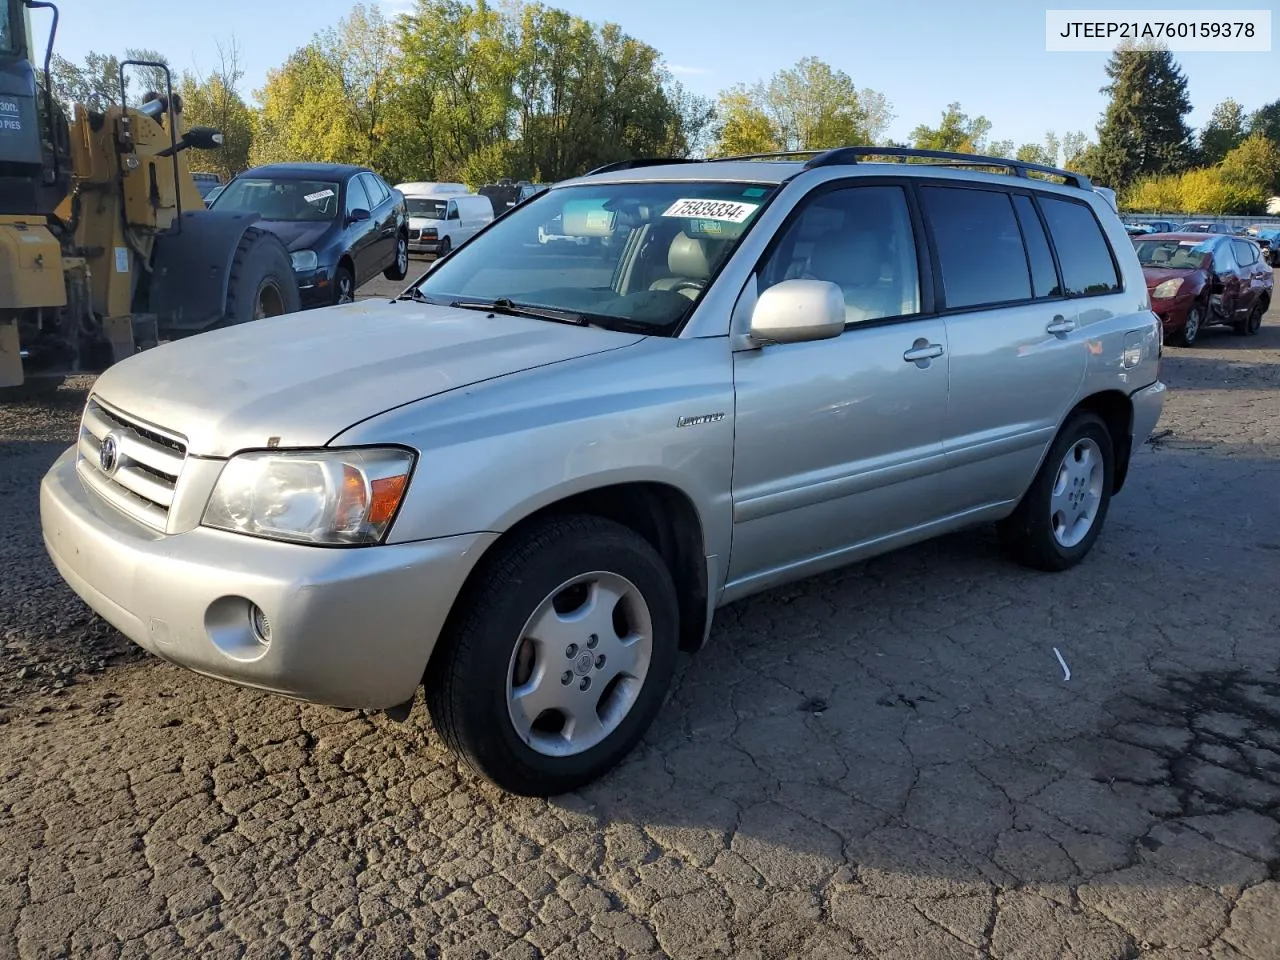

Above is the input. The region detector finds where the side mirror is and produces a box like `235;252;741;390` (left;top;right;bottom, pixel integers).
348;208;371;224
749;279;846;345
185;126;224;150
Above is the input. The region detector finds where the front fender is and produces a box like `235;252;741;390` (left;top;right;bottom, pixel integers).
147;209;266;335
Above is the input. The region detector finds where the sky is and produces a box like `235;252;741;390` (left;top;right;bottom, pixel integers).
42;0;1279;150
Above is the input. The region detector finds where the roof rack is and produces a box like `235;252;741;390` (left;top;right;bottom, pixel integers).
710;150;826;162
585;157;704;175
801;146;1092;190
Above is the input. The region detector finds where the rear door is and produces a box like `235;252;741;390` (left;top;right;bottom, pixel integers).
1231;239;1268;316
923;184;1095;516
343;175;375;285
360;173;397;269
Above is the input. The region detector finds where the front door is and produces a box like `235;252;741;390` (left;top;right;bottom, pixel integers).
728;182;949;595
344;176;375;285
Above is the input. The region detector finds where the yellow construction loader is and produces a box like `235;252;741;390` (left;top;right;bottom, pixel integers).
1;0;299;389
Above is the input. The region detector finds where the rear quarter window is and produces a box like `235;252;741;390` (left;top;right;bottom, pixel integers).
1037;197;1122;296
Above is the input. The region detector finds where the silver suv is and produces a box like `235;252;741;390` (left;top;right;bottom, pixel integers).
40;148;1166;796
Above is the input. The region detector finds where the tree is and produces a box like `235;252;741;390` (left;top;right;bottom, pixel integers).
1078;42;1193;191
1016;142;1054;166
47;48;170;111
1247;100;1280;145
910;102;991;154
1198;98;1246;165
179;38;254;178
1061;131;1090;167
252;3;399;174
1219;134;1280;196
711;57;892;156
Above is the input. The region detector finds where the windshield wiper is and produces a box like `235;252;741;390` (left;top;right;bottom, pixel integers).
449;298;587;326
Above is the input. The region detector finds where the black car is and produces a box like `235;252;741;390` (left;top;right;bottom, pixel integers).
211;162;409;306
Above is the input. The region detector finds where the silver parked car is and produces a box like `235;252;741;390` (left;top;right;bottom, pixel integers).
40;148;1166;796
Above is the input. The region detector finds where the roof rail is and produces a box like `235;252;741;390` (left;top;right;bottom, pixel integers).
585;157;704;175
801;146;1092;190
710;150;825;162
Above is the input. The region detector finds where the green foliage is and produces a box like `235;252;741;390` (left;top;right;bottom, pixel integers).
1079;44;1193;191
1123;137;1277;216
1198;98;1246;165
1246;100;1280;145
178;40;254;179
910;103;991;154
710;57;892;157
47;48;171;112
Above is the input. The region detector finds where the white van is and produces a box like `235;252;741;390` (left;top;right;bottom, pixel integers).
399;191;494;257
395;181;469;197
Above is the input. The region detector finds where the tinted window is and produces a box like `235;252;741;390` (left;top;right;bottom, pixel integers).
1232;240;1257;266
759;184;921;323
362;174;390;206
1012;194;1061;298
920;186;1030;308
345;176;370;215
1038;197;1121;296
446;201;459;220
214;178;339;222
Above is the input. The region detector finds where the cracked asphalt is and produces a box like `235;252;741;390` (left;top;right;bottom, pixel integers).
1;286;1278;959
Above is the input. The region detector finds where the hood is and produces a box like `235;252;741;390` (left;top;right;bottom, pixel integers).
408;216;443;230
252;219;333;252
90;302;646;457
1141;265;1203;288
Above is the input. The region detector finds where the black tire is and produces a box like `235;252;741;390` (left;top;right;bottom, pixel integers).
333;262;355;305
437;236;452;259
1176;304;1202;346
221;227;301;325
997;411;1115;573
384;232;409;281
1243;300;1265;337
425;515;680;797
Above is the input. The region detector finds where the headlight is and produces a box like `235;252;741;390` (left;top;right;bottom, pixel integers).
1152;278;1184;299
202;448;414;545
290;249;319;272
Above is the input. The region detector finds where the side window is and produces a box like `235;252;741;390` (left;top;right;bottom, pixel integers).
919;186;1030;308
361;174;387;207
1037;197;1122;296
1012;194;1061;298
1213;242;1236;272
345;176;370;215
758;184;921;324
1231;240;1256;266
446;200;459;221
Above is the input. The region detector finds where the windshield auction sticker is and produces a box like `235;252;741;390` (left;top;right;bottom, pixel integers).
662;199;760;223
304;189;335;203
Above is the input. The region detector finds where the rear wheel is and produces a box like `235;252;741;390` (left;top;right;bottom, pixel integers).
425;515;680;796
384;233;409;281
1238;300;1265;336
221;227;301;326
998;412;1114;572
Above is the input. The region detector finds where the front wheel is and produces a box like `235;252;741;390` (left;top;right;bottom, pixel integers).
1176;305;1202;346
425;515;679;796
333;263;355;305
437;236;452;259
221;227;302;326
384;233;409;281
998;412;1114;572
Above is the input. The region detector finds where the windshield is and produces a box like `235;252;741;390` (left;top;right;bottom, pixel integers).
413;180;777;335
406;198;447;219
211;178;340;222
1134;238;1212;270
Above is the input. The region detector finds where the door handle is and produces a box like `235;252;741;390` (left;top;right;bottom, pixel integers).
903;342;944;363
1046;315;1076;335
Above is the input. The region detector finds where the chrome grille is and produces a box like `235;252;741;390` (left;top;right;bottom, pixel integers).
76;397;188;531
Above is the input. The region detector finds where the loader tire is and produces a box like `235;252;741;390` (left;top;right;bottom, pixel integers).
220;227;301;326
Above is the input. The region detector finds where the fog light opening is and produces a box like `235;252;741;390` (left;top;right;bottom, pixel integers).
250;604;272;646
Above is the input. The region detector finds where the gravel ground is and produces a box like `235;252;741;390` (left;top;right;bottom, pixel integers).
1;288;1278;959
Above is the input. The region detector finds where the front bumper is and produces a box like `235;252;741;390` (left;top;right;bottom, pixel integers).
408;235;439;255
295;267;336;309
1150;294;1196;333
40;446;496;709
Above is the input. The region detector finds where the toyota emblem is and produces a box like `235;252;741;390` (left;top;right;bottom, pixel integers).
99;434;120;475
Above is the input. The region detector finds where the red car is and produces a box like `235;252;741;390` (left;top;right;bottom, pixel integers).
1133;233;1273;346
